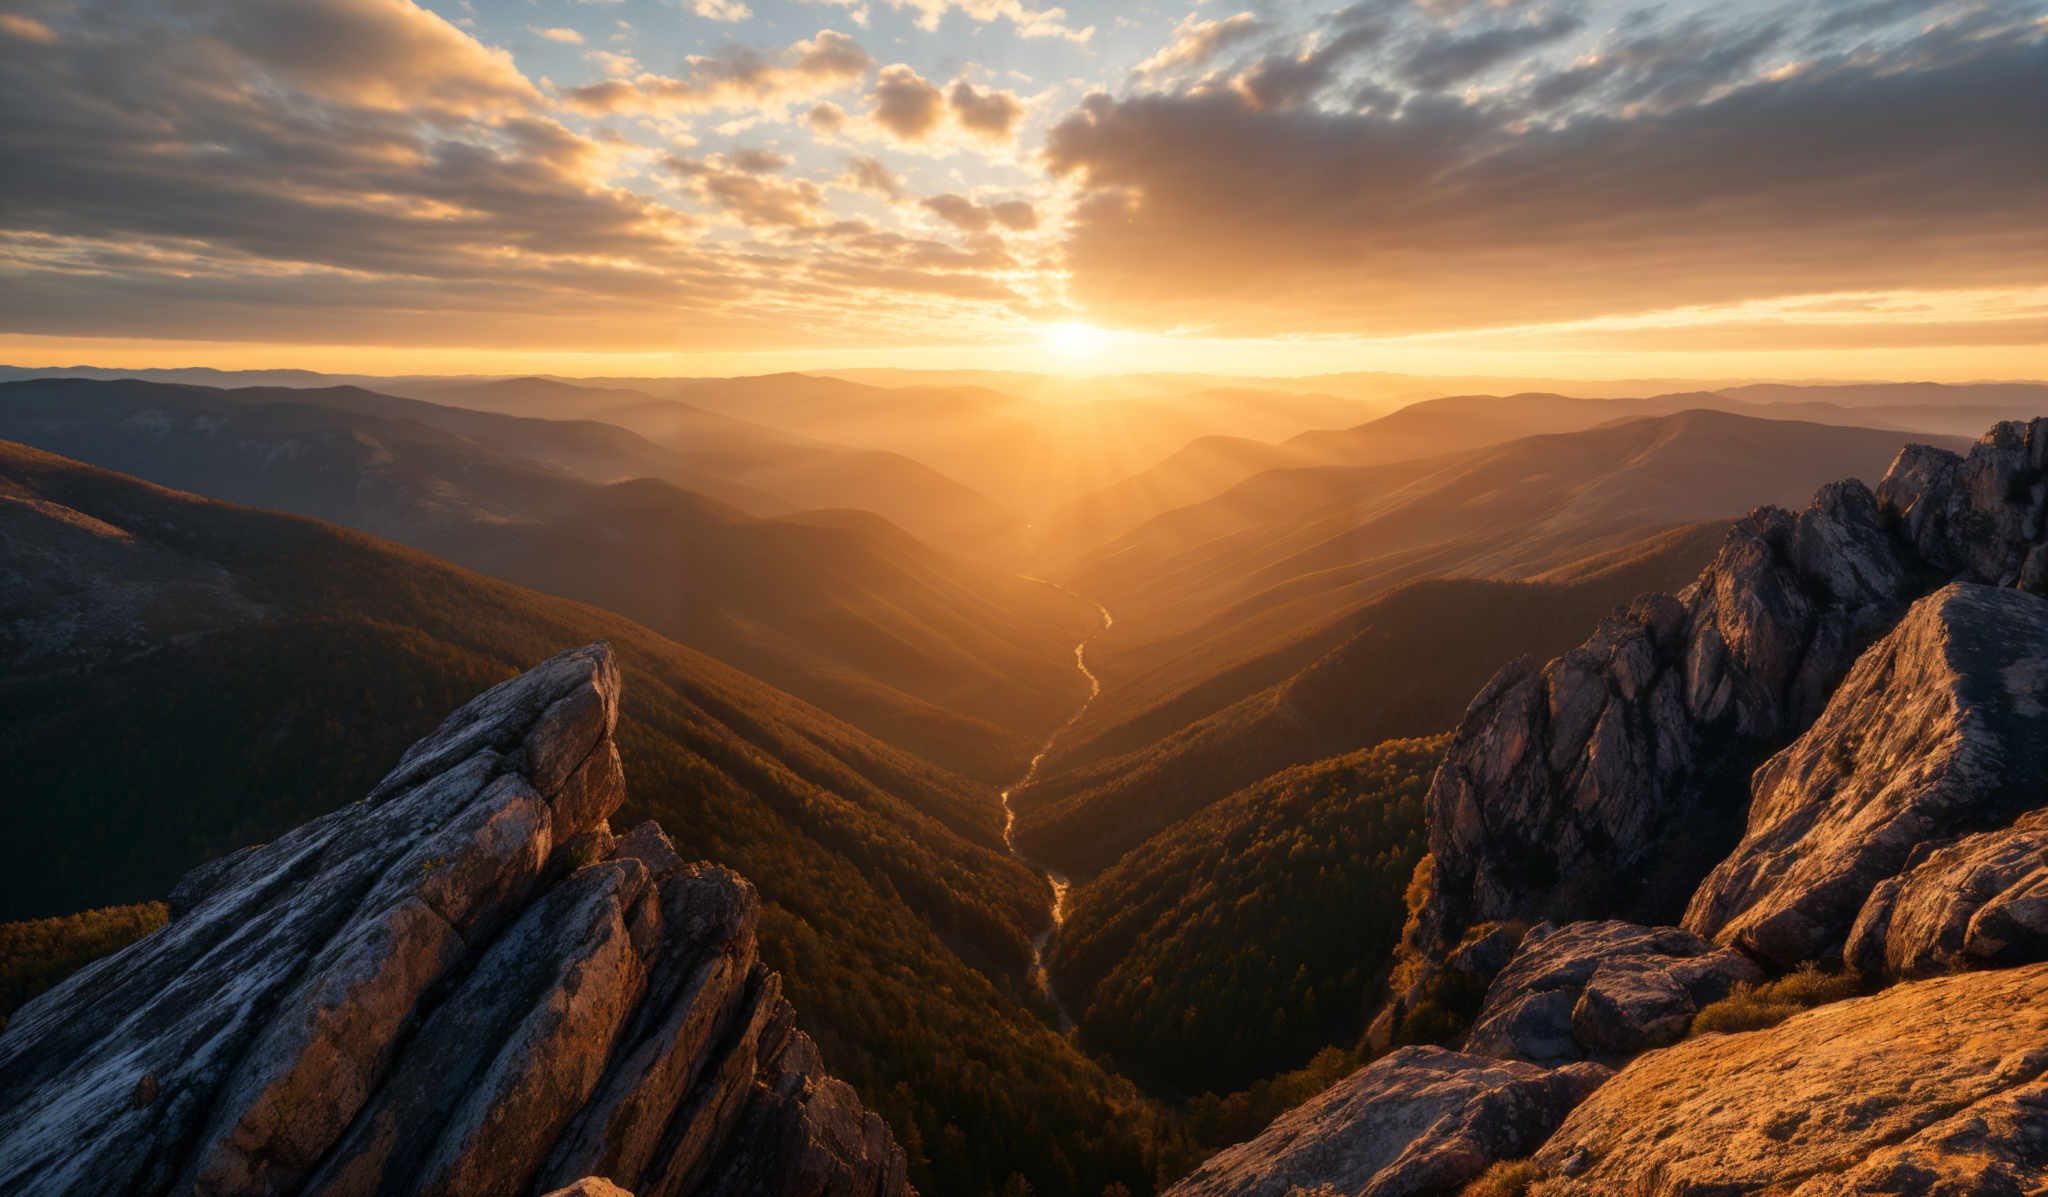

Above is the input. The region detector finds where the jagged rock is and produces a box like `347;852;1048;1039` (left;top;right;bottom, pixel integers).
1463;921;1762;1064
1531;963;2048;1195
1160;1046;1608;1197
1684;583;2048;968
1844;806;2048;978
1411;420;2048;971
0;643;911;1197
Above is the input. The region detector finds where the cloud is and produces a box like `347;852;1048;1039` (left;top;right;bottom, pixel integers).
988;200;1037;230
843;155;903;198
562;30;871;116
877;0;1091;42
1397;12;1582;91
807;101;849;133
921;194;1036;231
947;79;1024;140
531;26;584;45
869;65;946;139
692;0;754;21
1229;15;1385;111
1135;12;1264;79
864;66;1027;145
0;13;57;44
727;148;793;173
668;155;828;226
922;194;992;231
1044;26;2048;336
0;0;1024;351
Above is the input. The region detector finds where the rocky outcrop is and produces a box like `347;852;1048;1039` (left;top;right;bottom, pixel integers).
1412;420;2048;965
1686;583;2048;968
1845;807;2048;978
1160;1047;1607;1197
1463;921;1762;1064
1531;962;2048;1195
0;642;911;1197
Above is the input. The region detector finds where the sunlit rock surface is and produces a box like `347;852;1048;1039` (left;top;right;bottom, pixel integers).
1686;582;2048;969
0;642;910;1197
1533;963;2048;1196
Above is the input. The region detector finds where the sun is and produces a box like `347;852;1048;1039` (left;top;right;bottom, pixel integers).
1042;321;1106;359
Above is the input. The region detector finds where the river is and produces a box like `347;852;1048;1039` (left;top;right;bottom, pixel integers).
1001;593;1113;1032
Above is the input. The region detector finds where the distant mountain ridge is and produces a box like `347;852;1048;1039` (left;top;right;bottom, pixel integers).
0;378;1097;780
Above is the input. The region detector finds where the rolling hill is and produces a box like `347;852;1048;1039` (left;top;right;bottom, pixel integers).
1036;383;2048;566
1067;412;1973;710
0;438;1166;1197
0;378;1095;780
1009;541;1723;880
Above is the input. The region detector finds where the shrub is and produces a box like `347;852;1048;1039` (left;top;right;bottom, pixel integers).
1460;1160;1542;1197
1690;990;1801;1034
1691;963;1862;1036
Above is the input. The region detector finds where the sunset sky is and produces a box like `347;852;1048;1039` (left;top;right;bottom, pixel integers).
0;0;2042;378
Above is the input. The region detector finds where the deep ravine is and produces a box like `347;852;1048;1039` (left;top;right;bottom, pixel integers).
1003;589;1114;1032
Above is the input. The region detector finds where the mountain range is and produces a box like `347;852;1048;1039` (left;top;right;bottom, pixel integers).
5;366;2048;1197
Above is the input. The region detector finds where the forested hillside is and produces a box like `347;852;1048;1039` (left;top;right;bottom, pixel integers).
0;439;1169;1197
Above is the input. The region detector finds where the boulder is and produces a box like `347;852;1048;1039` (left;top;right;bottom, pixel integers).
1532;962;2048;1195
1685;583;2048;968
0;643;911;1197
1463;921;1762;1064
1845;806;2048;978
1160;1046;1608;1197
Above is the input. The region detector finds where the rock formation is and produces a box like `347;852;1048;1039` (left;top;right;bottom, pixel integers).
0;642;911;1197
1199;422;2048;1194
1686;582;2048;968
1533;963;2048;1195
1411;419;2048;968
1159;1046;1608;1197
1463;921;1762;1064
1844;806;2048;979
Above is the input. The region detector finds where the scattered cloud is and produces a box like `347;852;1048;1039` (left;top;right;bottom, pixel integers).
1135;12;1263;79
947;79;1024;140
531;26;585;45
562;30;872;117
869;64;947;140
691;0;755;21
843;155;904;198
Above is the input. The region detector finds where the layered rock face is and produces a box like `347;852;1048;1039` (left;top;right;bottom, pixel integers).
1160;1046;1608;1197
1686;583;2048;969
1533;963;2048;1196
1463;921;1762;1064
1413;419;2048;963
0;643;910;1197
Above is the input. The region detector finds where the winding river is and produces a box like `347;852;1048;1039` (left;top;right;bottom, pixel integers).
1001;592;1113;1032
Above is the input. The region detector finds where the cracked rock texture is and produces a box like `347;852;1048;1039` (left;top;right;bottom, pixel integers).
1532;963;2048;1196
1463;921;1763;1064
1412;419;2048;966
1160;1046;1607;1197
1685;582;2048;968
0;642;910;1197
